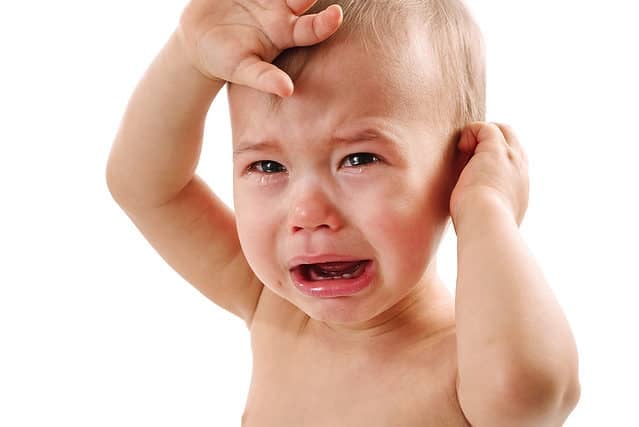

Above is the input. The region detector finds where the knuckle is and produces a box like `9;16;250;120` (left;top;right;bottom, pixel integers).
492;122;513;136
486;122;506;139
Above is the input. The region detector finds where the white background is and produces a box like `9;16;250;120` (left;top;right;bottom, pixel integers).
1;0;637;425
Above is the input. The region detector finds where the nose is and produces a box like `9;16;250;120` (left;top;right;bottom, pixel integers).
287;182;342;233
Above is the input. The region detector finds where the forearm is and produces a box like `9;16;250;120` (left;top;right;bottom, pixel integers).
106;28;224;208
453;199;579;404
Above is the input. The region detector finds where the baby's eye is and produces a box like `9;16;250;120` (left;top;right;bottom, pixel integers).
341;153;380;168
248;160;287;174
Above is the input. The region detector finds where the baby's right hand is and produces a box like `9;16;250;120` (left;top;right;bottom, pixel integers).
177;0;343;97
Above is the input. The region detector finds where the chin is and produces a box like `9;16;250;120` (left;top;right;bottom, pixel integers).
299;294;383;326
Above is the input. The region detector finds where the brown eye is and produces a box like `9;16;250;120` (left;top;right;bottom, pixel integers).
342;153;380;168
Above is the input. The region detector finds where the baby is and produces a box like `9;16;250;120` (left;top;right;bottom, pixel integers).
106;0;580;425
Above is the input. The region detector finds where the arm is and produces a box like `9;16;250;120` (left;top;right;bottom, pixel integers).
453;196;581;427
106;30;263;324
105;2;344;326
106;29;223;208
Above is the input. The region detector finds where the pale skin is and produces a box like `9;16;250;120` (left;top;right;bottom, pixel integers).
106;1;580;426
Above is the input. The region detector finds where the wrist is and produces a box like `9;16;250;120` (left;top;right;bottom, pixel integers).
170;27;226;89
451;191;517;236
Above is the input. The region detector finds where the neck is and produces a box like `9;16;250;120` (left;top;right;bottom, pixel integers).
305;264;456;351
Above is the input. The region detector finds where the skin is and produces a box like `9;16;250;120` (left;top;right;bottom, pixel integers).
229;27;461;342
228;29;475;425
107;0;580;424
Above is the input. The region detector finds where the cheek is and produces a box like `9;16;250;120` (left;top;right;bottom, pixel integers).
233;194;282;283
366;176;443;272
370;198;434;253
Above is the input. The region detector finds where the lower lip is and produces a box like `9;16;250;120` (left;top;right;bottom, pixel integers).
291;261;375;298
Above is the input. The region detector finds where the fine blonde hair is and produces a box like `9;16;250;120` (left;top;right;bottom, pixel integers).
272;0;486;140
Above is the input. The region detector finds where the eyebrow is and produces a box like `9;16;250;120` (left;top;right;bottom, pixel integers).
232;128;404;159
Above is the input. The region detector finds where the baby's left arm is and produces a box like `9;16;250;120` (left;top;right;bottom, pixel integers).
449;122;580;427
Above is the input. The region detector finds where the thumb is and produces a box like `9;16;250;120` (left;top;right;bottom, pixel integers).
291;5;343;47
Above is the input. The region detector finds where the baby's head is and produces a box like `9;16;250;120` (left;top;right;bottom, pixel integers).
227;0;485;327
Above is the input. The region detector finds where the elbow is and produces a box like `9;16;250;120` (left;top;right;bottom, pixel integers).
105;157;137;207
457;365;581;427
105;167;120;201
496;364;581;426
105;155;123;201
505;364;579;403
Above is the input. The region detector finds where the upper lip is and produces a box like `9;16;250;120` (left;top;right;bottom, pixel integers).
287;255;370;271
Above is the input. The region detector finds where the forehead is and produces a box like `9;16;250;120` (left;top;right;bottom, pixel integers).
227;27;445;146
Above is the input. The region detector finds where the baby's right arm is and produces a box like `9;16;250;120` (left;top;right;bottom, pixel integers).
105;0;343;327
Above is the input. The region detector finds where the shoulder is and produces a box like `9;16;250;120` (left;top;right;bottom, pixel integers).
248;286;310;334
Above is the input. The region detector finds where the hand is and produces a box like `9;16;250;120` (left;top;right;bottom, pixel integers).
449;122;529;227
177;0;343;97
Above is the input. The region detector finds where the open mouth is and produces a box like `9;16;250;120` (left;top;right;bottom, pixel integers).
299;261;368;281
289;260;374;298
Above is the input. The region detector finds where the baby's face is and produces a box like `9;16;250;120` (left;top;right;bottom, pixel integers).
228;32;459;326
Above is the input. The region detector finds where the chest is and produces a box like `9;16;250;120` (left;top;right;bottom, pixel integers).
242;372;467;426
242;327;470;426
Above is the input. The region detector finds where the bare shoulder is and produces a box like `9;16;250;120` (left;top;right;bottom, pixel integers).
248;286;311;337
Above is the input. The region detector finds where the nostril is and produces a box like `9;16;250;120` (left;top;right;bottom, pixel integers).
291;223;331;233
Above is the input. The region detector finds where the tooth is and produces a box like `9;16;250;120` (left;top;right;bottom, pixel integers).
341;273;353;279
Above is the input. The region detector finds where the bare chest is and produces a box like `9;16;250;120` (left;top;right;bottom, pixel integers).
242;370;469;426
242;320;470;426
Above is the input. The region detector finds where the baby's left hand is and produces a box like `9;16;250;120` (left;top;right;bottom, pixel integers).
449;122;529;227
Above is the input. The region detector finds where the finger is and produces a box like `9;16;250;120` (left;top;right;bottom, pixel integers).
286;0;319;15
291;4;343;47
492;122;528;163
456;123;477;153
492;122;518;147
457;121;505;154
232;55;294;97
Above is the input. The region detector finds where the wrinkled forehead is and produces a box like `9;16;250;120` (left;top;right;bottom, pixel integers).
227;28;445;145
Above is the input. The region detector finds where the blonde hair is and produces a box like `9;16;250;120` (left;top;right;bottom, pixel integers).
271;0;486;139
